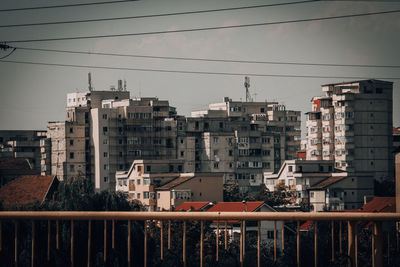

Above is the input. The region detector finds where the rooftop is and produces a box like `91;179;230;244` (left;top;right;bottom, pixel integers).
309;176;347;189
174;201;210;211
0;175;57;208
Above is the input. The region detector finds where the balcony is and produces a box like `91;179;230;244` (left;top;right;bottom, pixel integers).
0;212;398;267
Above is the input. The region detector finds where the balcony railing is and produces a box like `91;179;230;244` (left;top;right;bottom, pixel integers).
0;212;399;267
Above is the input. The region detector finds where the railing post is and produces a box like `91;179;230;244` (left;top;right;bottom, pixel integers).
282;221;285;251
144;220;147;267
240;220;243;267
56;220;59;250
127;220;131;267
224;221;228;250
274;220;277;263
71;220;74;267
331;220;335;262
88;220;91;267
200;220;204;267
160;221;164;260
257;221;261;267
339;221;343;254
104;220;107;263
216;221;219;262
0;220;2;251
297;221;300;267
112;219;115;249
168;220;171;250
347;221;356;267
314;222;318;267
14;221;18;267
373;222;383;267
183;221;186;267
31;220;35;267
47;220;51;262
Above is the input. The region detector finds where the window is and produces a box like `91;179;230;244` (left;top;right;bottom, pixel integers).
70;164;75;172
70;140;74;146
103;127;108;134
69;152;74;159
213;150;218;156
214;162;219;169
310;192;314;198
219;122;224;128
229;150;233;156
169;165;174;172
260;108;265;113
144;192;150;199
104;152;108;158
104;164;109;170
102;114;108;119
263;150;270;156
104;177;109;183
137;179;141;185
178;165;183;172
70;127;73;133
180;139;184;144
146;165;151;172
103;139;108;145
288;166;293;172
213;137;218;144
137;193;141;199
119;164;124;170
180;151;184;157
119;139;123;145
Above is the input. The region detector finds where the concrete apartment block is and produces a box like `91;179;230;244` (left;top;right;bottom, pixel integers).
306;80;393;181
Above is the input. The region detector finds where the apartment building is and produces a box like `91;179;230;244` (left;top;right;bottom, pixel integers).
0;130;47;173
116;159;223;211
183;97;301;193
306;79;393;181
43;80;300;193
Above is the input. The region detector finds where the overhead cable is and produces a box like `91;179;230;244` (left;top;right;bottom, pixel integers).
1;59;399;80
0;0;139;12
14;46;400;69
0;1;316;28
3;9;400;43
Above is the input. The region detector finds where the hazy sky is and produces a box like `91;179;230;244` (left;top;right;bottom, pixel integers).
0;0;399;133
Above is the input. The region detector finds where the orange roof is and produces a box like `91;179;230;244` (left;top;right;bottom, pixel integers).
207;201;265;212
0;175;57;208
156;175;194;190
393;127;400;135
299;221;312;231
362;197;396;213
175;202;210;211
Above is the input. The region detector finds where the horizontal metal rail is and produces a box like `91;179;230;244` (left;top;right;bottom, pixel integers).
1;211;399;221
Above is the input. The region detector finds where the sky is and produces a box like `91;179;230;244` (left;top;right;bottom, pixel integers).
0;0;399;135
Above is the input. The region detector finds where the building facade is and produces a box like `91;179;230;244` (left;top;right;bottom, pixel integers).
306;80;393;181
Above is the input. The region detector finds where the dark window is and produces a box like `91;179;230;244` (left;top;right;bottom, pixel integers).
69;127;73;133
146;165;151;172
178;165;183;172
70;152;74;159
70;140;74;146
169;165;174;172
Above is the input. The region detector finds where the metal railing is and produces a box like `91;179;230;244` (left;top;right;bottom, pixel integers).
0;211;399;267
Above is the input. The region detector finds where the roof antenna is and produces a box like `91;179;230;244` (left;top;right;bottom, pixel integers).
88;72;93;91
244;76;253;102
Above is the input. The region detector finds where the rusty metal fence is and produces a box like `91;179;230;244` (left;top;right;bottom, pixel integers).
0;211;399;267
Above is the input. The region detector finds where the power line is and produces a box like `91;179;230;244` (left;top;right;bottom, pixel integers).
3;9;400;43
0;48;16;59
0;1;316;28
1;59;400;80
0;0;139;12
14;46;400;69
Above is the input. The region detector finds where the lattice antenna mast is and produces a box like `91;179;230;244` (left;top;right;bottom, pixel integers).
244;76;253;102
88;72;93;91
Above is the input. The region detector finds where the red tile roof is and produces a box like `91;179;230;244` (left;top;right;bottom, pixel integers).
299;221;313;231
362;197;396;213
175;201;210;211
207;201;265;212
0;175;57;208
309;176;347;189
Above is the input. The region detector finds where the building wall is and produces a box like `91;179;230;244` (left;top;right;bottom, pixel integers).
306;80;393;181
